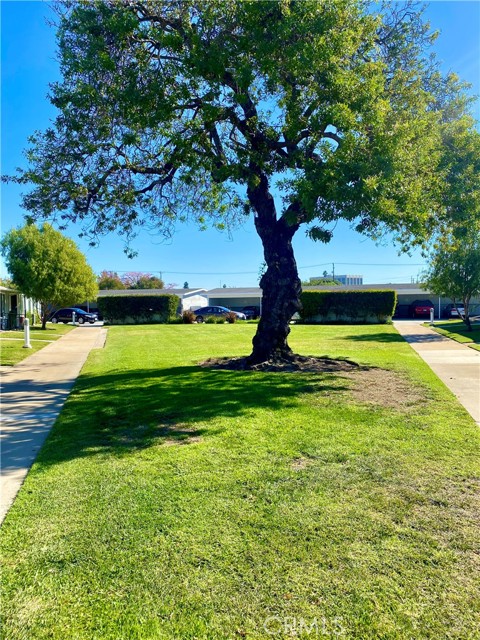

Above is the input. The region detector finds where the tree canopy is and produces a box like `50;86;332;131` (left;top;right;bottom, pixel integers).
7;0;476;362
422;125;480;331
98;270;165;289
98;270;126;289
423;231;480;331
123;272;165;289
1;223;98;328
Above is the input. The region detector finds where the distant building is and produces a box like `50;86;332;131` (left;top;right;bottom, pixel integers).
310;274;363;286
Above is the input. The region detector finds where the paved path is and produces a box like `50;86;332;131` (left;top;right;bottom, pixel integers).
0;326;107;524
393;321;480;425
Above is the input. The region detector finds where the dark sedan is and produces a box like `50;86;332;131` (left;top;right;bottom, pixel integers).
193;306;246;322
241;305;261;319
50;308;98;324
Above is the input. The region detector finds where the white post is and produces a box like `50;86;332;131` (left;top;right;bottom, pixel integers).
429;307;434;325
72;311;76;325
23;317;32;349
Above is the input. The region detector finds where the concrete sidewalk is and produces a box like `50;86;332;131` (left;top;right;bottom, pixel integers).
393;321;480;425
0;326;107;524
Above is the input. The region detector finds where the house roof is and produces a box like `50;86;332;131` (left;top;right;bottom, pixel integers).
303;283;429;295
207;284;431;296
96;283;435;299
97;288;207;297
207;287;262;297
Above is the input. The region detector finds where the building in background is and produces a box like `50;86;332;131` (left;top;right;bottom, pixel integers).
310;274;363;286
0;286;40;329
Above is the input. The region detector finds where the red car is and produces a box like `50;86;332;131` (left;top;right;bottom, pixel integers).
409;299;434;318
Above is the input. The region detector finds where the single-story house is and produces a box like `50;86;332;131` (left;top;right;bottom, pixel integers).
205;287;263;314
0;286;40;329
202;284;480;319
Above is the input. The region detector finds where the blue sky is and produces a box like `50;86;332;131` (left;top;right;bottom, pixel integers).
2;1;479;289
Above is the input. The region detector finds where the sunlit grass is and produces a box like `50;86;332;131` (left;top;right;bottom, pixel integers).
1;324;478;639
0;324;74;365
428;319;480;351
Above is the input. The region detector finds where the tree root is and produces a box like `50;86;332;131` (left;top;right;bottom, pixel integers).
198;354;364;373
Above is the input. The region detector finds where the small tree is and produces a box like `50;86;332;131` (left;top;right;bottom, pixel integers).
123;272;164;289
423;231;480;331
98;270;126;290
1;223;98;329
423;125;480;331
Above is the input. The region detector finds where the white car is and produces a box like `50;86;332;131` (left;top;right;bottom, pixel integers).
443;304;465;319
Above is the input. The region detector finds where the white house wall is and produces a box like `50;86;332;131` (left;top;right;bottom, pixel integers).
184;293;208;311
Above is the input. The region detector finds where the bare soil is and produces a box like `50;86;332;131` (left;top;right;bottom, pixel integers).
344;368;426;409
199;355;425;409
199;354;362;373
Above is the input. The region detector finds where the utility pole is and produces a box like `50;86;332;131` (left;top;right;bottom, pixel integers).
332;263;335;280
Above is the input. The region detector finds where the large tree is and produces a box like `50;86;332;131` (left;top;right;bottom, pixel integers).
1;223;98;329
8;0;471;363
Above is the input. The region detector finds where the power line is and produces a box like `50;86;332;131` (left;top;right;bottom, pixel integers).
104;261;426;277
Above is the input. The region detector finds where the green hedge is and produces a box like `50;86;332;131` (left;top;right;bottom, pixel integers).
300;290;397;324
98;294;180;324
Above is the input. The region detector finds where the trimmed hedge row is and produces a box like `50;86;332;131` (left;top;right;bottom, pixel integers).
300;290;397;324
98;294;180;324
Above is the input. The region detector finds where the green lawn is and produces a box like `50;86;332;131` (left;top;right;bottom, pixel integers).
1;324;479;639
0;324;75;365
429;320;480;351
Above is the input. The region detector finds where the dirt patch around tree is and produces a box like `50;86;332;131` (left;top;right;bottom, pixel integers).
199;355;425;409
199;354;362;373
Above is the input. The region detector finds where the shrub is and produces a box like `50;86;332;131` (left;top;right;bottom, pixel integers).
205;316;217;324
225;311;237;324
300;290;397;323
98;294;180;324
182;309;196;324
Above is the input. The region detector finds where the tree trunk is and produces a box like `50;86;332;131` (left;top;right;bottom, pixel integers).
41;302;48;330
461;297;472;331
247;174;302;365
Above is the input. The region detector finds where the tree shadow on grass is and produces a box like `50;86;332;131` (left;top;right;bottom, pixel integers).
32;365;351;468
341;332;406;343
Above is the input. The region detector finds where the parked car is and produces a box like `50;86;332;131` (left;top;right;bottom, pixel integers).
443;303;465;319
193;306;246;322
50;308;98;324
408;299;434;318
241;305;260;320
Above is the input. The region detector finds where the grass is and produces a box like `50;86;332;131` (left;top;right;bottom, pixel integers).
0;323;74;365
1;324;479;639
428;319;480;351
